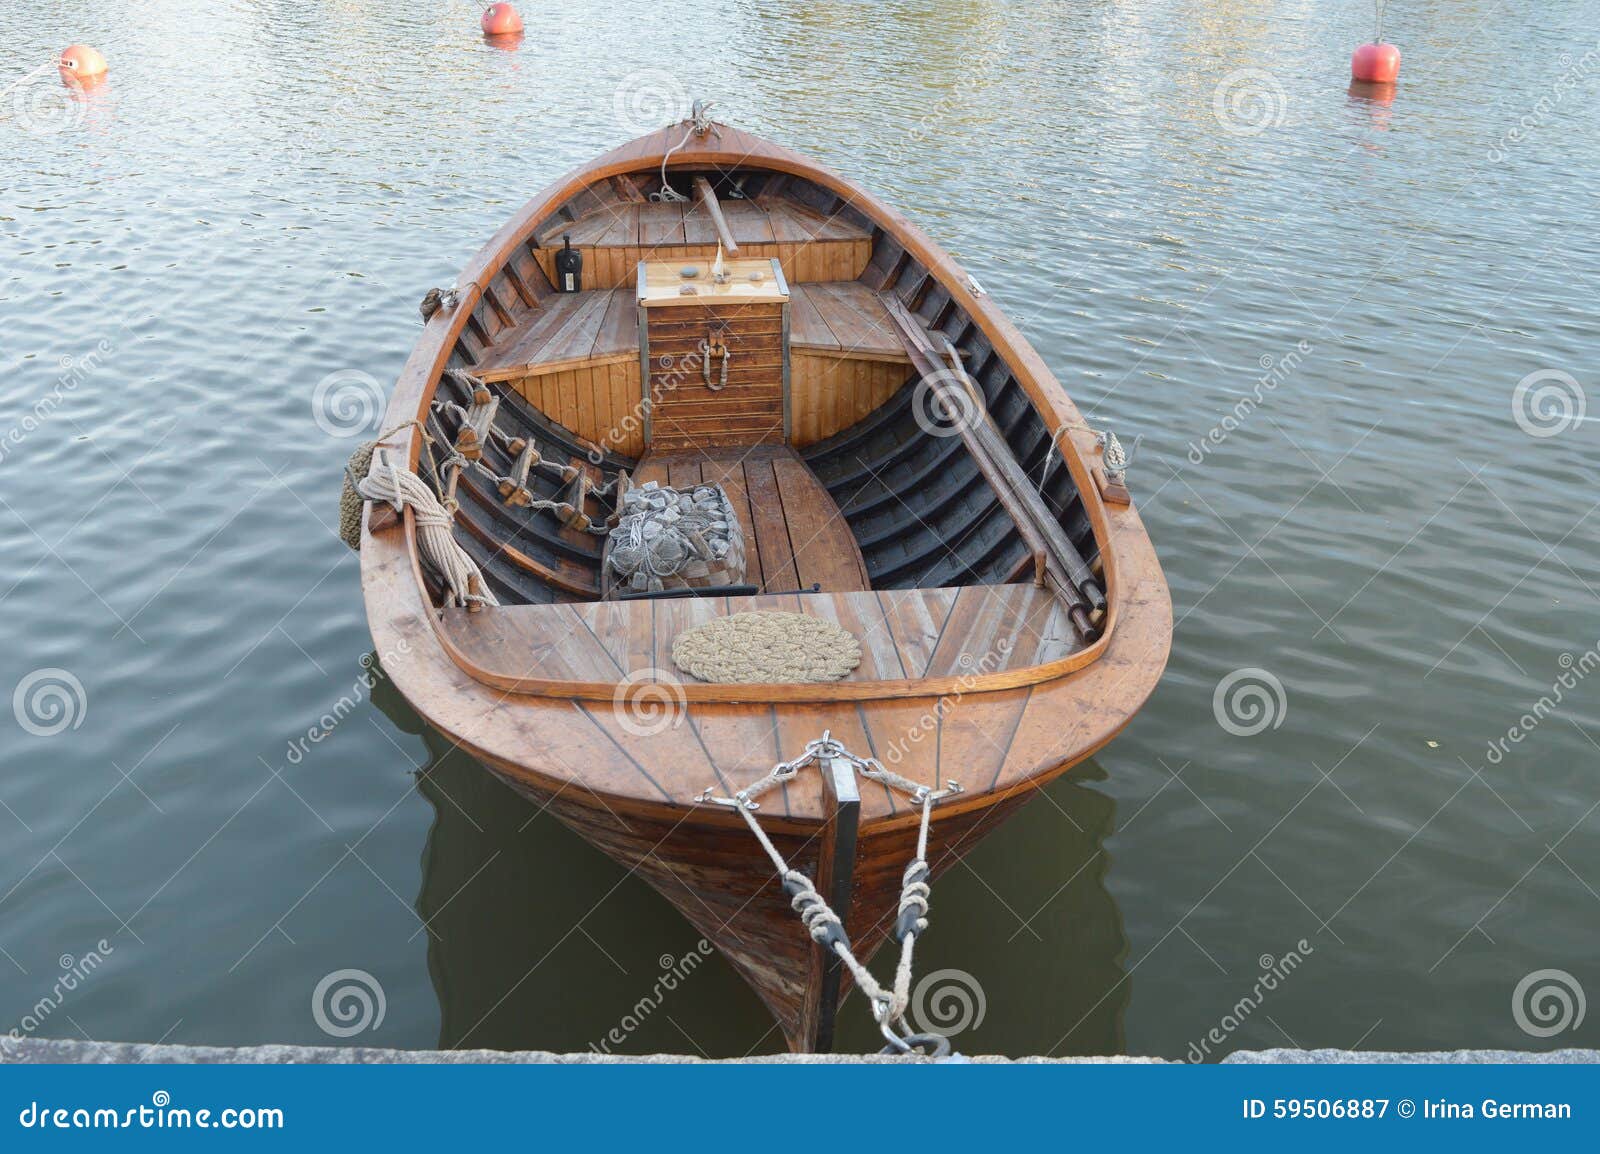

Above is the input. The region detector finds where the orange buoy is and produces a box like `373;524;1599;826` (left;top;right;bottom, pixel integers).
58;44;108;84
482;31;525;52
480;3;523;36
1351;41;1401;84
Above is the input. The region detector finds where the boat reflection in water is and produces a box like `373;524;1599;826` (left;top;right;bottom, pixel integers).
376;672;1131;1057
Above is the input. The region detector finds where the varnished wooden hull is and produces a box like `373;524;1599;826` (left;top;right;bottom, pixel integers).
359;116;1172;1052
483;759;1036;1050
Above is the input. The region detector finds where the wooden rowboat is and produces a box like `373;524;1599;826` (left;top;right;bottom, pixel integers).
356;109;1171;1053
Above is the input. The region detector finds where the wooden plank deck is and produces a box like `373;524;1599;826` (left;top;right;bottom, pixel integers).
633;444;868;594
788;282;909;363
473;288;636;383
438;580;1082;696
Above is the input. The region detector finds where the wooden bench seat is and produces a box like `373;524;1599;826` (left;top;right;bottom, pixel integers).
473;288;635;384
437;581;1085;701
788;282;911;362
532;200;872;289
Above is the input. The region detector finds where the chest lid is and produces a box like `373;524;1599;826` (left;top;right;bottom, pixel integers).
637;256;789;308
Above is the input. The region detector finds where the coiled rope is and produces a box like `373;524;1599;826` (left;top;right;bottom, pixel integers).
357;452;497;609
339;420;427;551
697;732;964;1055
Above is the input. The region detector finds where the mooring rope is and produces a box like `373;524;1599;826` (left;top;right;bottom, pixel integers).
357;455;497;609
697;733;964;1055
339;420;429;551
650;100;719;203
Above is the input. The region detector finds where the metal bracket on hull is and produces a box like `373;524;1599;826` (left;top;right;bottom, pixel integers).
805;750;860;1053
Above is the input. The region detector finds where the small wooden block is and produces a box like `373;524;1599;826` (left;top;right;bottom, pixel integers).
1094;466;1131;506
366;502;401;533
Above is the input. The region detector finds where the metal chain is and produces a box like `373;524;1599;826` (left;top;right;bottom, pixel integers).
697;732;964;1053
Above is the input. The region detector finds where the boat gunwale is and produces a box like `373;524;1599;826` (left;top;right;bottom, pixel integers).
369;123;1127;656
359;118;1172;816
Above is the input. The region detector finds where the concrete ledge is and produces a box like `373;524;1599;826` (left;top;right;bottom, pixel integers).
4;1038;1594;1064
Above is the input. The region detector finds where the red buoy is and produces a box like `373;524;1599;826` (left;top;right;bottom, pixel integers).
1351;41;1401;84
58;44;108;84
481;3;523;36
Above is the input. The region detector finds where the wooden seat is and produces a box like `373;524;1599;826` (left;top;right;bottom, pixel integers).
438;580;1083;701
532;199;873;289
634;444;869;594
473;288;635;383
788;282;910;362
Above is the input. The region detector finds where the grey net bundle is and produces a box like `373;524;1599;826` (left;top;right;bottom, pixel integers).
604;481;747;594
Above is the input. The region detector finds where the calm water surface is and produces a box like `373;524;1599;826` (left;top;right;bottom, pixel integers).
3;0;1598;1057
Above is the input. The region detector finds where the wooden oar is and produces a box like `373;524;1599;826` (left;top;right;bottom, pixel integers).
692;176;740;255
881;295;1104;638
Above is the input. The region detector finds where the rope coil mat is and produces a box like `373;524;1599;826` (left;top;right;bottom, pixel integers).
672;611;861;684
698;732;965;1057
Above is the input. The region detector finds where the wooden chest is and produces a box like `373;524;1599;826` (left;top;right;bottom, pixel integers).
637;257;790;450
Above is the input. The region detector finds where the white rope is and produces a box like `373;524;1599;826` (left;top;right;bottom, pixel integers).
650;100;719;203
357;458;497;609
698;733;962;1051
